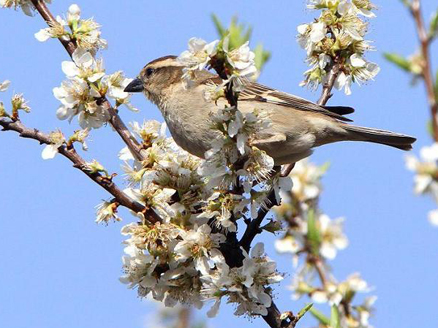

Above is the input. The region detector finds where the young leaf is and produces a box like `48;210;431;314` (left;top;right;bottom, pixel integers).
211;14;227;38
296;303;314;322
320;161;331;174
399;0;411;8
427;120;434;138
309;306;330;326
307;209;321;256
330;305;341;328
429;9;438;39
254;43;271;72
383;53;412;72
211;14;271;73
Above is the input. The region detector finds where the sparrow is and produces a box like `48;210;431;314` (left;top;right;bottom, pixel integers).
124;55;416;165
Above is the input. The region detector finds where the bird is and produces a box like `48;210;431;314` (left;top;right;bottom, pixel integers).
124;55;416;165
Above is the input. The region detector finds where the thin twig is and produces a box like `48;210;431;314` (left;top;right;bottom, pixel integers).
175;307;191;328
317;63;341;106
410;0;438;142
309;255;329;288
30;0;146;161
0;118;160;223
317;63;340;106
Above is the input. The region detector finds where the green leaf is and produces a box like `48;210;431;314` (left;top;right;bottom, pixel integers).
211;14;227;38
254;43;271;72
309;307;330;326
427;120;434;138
320;161;331;174
211;14;271;74
383;53;412;72
307;209;321;256
296;303;314;322
429;9;438;38
399;0;411;8
330;305;341;328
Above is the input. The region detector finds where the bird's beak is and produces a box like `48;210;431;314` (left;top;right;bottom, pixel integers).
124;78;144;93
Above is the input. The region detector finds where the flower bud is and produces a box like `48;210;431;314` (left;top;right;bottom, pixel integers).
68;4;81;22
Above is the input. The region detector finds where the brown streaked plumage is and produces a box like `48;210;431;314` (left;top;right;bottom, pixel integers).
125;56;416;164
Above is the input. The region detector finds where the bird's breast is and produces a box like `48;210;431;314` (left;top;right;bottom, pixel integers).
158;98;215;159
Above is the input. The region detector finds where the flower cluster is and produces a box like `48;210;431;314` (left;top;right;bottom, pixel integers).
275;159;376;328
292;271;376;328
115;121;283;316
115;35;288;317
35;4;107;53
53;47;136;129
0;0;50;16
276;212;348;261
121;215;282;316
202;243;283;317
298;0;379;94
406;143;438;226
199;105;272;186
178;36;257;92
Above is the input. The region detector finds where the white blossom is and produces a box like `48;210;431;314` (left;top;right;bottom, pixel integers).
0;80;10;92
271;175;293;205
319;214;349;260
197;192;245;232
53;78;109;129
201;243;282;318
41;130;65;160
405;144;438;204
298;0;378;93
174;224;225;275
335;71;353;95
290;159;326;202
35;15;68;41
34;4;107;52
67;4;81;22
62;48;105;82
223;37;258;79
356;296;377;328
311;273;370;305
95;201;121;224
338;0;377;18
178;37;218;84
11;93;31;114
103;71;138;111
428;209;438;226
1;0;51;16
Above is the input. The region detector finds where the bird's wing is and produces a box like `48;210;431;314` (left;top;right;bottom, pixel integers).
197;73;354;122
239;80;354;122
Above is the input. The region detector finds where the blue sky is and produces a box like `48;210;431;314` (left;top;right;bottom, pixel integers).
1;1;437;328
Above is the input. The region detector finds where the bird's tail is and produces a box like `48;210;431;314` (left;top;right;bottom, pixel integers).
343;124;416;151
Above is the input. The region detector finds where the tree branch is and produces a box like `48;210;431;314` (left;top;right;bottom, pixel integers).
410;0;438;142
0;118;160;223
30;0;146;161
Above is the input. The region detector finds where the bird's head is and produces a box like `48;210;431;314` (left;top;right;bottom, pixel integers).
124;55;184;104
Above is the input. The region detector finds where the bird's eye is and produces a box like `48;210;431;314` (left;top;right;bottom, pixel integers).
145;68;155;77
